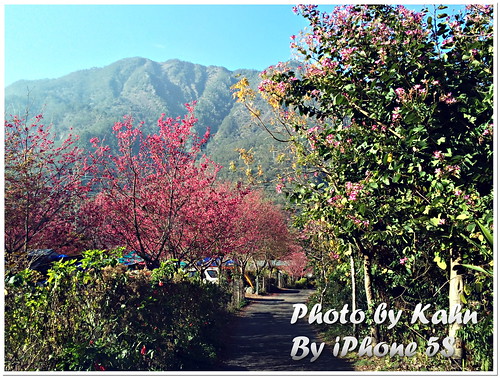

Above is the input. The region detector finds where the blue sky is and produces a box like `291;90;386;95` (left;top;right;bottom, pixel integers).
4;4;463;86
5;4;315;86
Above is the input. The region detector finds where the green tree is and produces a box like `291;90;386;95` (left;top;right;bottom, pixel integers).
234;4;493;370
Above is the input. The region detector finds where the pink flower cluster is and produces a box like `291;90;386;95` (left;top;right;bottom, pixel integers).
323;134;343;150
394;83;429;104
439;92;457;104
435;164;460;178
321;57;339;71
465;4;493;23
391;107;401;122
307;126;321;134
90;137;100;148
258;79;289;95
339;47;357;61
445;165;461;176
310;89;321;97
347;214;370;228
483;124;493;136
454;189;475;206
394;87;405;100
396;5;424;24
479;124;493;144
433;150;445;160
327;195;342;206
441;37;454;47
305;65;326;78
346;181;364;201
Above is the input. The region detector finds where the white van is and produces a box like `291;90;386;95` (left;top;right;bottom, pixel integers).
187;267;219;283
203;268;219;283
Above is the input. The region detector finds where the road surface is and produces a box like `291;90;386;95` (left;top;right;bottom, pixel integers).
218;288;354;371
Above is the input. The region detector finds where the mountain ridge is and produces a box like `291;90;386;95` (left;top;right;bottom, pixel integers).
5;56;282;188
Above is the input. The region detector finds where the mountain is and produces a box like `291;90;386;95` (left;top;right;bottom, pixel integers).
5;57;285;188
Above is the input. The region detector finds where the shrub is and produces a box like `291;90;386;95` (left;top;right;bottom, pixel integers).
293;277;309;289
5;250;230;371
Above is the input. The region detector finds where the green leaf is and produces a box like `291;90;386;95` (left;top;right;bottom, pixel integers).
456;213;469;220
460;263;493;276
333;94;344;105
436;137;446;145
466;223;476;232
476;221;493;248
430;217;441;227
460;293;468;304
464;284;472;296
433;254;447;270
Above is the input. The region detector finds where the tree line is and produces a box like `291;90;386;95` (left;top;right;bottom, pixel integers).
5;102;306;284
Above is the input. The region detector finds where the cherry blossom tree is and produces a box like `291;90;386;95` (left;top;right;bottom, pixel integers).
229;190;298;294
5;114;99;272
282;249;308;281
83;103;227;269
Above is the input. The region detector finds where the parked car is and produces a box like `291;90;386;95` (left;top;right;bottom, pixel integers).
27;249;75;274
186;267;219;283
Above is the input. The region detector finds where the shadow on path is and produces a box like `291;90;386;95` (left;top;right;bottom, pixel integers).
218;288;354;371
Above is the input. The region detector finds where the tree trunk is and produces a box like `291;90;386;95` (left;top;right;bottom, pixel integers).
350;253;357;337
318;250;329;306
232;274;243;309
449;249;464;365
354;237;379;345
363;252;380;344
145;258;160;270
234;264;246;307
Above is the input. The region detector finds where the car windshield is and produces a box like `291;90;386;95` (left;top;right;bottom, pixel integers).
206;270;217;278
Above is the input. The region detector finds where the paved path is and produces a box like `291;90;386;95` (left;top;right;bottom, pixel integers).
218;288;354;371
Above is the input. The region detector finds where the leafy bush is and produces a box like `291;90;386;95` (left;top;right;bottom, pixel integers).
292;277;309;289
5;250;230;371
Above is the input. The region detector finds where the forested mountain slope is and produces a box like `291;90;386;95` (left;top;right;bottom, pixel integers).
5;57;283;186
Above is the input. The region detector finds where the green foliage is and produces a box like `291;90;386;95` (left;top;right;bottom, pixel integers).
150;259;179;284
292;277;309;289
240;4;493;371
5;249;230;371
